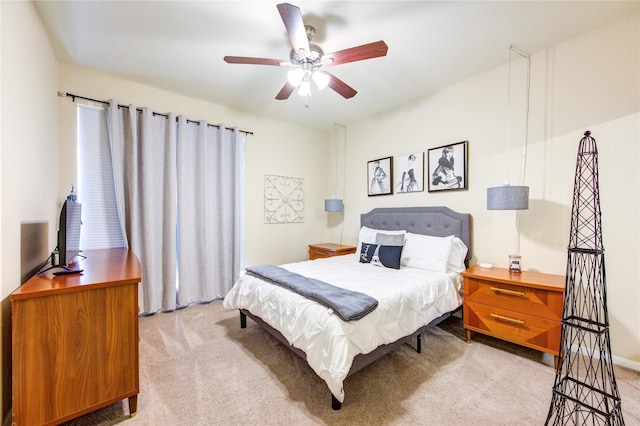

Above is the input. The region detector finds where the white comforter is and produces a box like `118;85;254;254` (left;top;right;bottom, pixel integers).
223;254;463;403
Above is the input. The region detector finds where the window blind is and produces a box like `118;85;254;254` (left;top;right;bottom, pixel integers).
77;104;126;249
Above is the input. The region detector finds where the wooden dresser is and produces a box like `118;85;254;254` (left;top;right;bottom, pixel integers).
308;243;356;260
462;265;565;368
11;248;141;425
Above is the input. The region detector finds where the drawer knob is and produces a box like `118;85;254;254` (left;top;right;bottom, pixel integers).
490;287;525;297
490;313;525;325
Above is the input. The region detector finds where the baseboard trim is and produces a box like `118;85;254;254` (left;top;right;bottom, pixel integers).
613;355;640;371
569;344;640;371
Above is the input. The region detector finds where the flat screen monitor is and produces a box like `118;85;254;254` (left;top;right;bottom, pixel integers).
57;200;82;267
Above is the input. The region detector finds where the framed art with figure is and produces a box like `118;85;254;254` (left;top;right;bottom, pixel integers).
367;156;393;196
394;153;424;193
427;141;468;192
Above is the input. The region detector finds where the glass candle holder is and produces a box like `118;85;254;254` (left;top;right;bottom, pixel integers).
509;254;522;273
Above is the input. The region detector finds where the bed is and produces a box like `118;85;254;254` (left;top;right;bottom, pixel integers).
223;206;472;409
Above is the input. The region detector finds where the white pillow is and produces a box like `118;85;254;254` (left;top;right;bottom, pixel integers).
356;226;406;259
448;237;469;273
401;233;454;273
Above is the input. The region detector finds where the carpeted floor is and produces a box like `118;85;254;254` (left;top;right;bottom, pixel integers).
64;300;639;425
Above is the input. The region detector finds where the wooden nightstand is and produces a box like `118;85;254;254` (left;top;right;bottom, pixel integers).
461;265;565;368
308;243;356;260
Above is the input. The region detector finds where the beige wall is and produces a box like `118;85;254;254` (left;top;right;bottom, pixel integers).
337;13;640;368
0;1;60;421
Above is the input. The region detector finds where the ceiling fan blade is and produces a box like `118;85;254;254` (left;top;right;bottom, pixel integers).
275;82;296;100
224;56;285;66
326;72;357;99
277;3;310;57
324;41;389;67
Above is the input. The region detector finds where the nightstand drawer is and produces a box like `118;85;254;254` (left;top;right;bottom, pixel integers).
464;301;562;355
464;277;563;320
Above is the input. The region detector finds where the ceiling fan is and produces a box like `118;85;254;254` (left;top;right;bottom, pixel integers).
224;3;388;102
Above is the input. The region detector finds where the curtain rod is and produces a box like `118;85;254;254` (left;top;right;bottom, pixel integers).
58;91;254;136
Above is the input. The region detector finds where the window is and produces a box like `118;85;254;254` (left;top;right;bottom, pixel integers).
77;104;126;249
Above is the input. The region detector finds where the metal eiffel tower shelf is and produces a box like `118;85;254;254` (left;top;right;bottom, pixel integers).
545;131;624;425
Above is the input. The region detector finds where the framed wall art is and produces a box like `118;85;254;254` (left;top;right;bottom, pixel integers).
264;175;304;224
367;156;393;196
427;140;468;192
394;152;424;193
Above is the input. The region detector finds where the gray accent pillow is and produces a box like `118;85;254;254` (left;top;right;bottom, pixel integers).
375;232;405;246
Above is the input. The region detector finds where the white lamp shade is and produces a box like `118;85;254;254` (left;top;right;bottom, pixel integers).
312;71;330;90
287;68;304;86
324;198;343;212
487;185;529;210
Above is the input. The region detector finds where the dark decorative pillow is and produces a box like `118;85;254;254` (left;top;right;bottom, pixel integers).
359;243;403;270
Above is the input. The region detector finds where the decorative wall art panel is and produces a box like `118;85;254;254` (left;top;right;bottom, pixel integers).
264;175;305;224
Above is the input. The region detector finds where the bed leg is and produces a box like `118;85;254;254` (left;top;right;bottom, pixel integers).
416;334;422;353
331;394;342;410
240;311;247;329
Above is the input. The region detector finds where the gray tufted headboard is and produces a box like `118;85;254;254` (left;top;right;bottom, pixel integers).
360;206;472;264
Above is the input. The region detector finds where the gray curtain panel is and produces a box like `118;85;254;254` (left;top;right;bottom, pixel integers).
107;101;178;313
107;101;243;314
176;117;243;306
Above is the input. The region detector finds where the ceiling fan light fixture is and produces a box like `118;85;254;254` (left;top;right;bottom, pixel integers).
287;68;304;86
312;71;330;90
223;3;388;102
297;80;312;97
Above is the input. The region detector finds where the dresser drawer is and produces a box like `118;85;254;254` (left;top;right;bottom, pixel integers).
464;277;563;320
464;300;562;355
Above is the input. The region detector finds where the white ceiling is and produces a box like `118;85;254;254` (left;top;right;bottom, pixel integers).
35;1;639;132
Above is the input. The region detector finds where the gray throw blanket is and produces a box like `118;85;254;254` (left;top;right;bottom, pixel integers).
245;264;378;322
